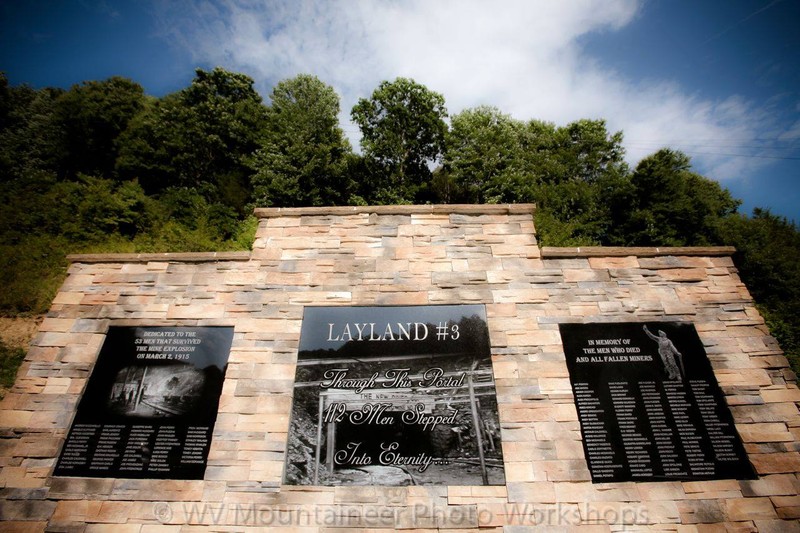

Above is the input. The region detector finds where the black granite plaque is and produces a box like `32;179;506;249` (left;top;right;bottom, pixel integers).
285;305;505;486
560;322;755;483
54;326;233;479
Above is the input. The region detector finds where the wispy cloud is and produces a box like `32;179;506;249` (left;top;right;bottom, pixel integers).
153;0;783;182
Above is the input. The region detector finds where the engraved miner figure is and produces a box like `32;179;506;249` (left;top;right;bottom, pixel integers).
643;325;684;380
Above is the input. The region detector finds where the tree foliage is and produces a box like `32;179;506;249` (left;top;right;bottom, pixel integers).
444;110;628;245
0;69;798;372
251;74;352;207
117;68;267;212
55;77;145;178
445;106;527;204
717;210;800;371
351;77;447;203
0;75;65;179
609;149;741;246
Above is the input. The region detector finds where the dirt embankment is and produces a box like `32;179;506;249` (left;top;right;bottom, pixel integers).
0;316;43;350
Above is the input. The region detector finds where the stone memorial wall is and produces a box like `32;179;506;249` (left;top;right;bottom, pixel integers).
1;204;799;531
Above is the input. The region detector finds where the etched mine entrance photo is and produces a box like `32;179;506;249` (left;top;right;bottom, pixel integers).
285;305;506;486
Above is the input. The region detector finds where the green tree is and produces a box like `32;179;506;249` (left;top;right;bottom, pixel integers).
612;149;740;246
54;77;145;178
0;77;65;180
351;78;447;203
718;209;800;372
250;74;352;207
0;72;261;318
551;119;626;184
532;120;630;245
443;110;628;245
444;106;527;203
117;68;267;212
113;95;173;190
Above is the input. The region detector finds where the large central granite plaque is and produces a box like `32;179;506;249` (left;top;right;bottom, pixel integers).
560;322;755;483
285;305;505;486
54;326;233;479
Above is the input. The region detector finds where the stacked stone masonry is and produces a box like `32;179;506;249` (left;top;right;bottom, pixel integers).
0;204;798;532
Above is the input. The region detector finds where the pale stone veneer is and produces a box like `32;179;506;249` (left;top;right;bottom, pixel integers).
1;204;798;531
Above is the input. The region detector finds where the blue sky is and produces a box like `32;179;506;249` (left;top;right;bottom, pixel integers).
2;0;798;220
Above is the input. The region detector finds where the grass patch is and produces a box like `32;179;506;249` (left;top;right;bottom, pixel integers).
0;338;26;398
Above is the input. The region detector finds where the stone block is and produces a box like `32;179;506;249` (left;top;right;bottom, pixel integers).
51;500;103;523
0;409;33;428
755;519;800;533
568;303;600;317
0;522;50;532
270;490;333;509
496;482;552;504
639;256;714;269
86;525;142;533
532;459;591;482
737;423;794;443
761;387;800;403
637;482;685;501
166;304;225;319
677;499;725;524
563;269;610;283
51;292;85;305
554;482;640;503
588;256;639;269
39;318;76;333
490;244;540;258
408;260;451;273
502;462;535;483
715;369;772;387
663;301;697;315
750;452;800;474
740;474;800;497
0;499;57;520
500;441;557;462
771;495;800;519
723;497;777;521
203;465;251;481
375;292;430;305
503;328;561;346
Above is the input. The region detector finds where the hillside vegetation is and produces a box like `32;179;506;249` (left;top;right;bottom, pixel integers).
1;69;798;374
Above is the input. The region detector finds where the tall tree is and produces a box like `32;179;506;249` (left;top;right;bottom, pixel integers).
444;106;526;203
117;68;267;212
54;77;145;178
351;78;447;203
550;119;626;184
250;74;352;207
612;149;740;246
443;109;628;245
531;119;629;245
0;76;65;180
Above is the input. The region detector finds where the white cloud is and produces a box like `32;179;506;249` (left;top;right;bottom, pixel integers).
154;0;780;182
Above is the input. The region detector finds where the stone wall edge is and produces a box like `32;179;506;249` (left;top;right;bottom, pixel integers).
66;251;252;263
541;246;737;258
253;203;537;218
